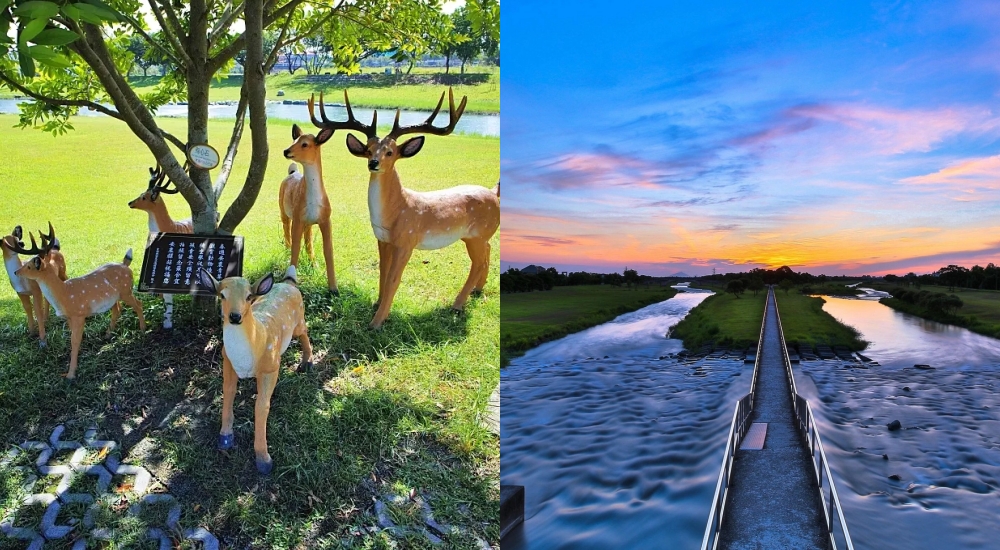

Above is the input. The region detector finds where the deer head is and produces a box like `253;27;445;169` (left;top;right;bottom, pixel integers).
284;90;377;165
0;225;24;256
129;165;180;210
11;223;57;279
345;87;467;174
199;270;274;326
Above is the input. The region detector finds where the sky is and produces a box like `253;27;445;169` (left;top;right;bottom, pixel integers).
500;1;1000;276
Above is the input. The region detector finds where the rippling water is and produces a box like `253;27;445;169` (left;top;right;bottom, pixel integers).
796;296;1000;549
501;287;754;549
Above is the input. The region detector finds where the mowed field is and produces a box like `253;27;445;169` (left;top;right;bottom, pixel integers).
672;285;766;350
774;290;867;350
500;285;678;362
126;67;500;113
869;282;1000;338
0;114;498;548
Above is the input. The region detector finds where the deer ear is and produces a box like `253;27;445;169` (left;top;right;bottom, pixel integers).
31;257;42;270
316;127;334;145
399;136;425;158
346;134;369;157
12;226;22;239
253;273;274;297
199;268;219;294
292;124;302;140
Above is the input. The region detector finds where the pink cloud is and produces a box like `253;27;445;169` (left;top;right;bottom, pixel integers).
901;155;1000;187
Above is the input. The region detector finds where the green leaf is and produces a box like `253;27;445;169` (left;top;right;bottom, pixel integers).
60;3;81;21
18;48;35;77
31;28;79;46
75;2;117;22
0;0;14;11
80;0;120;20
19;17;48;43
27;45;72;68
13;1;59;19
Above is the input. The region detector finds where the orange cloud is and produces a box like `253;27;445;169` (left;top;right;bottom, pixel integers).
901;155;1000;187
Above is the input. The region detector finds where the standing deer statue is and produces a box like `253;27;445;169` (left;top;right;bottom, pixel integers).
333;88;500;328
279;92;374;295
2;225;68;346
199;267;312;475
129;166;194;329
12;224;146;380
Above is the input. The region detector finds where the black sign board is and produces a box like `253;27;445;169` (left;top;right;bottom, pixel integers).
138;233;244;296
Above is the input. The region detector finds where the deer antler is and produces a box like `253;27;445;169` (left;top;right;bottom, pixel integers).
10;222;55;256
308;90;378;140
148;164;181;197
386;87;467;141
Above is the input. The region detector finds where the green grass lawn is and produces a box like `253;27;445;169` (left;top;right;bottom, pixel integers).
773;289;867;351
0;114;498;548
500;285;678;363
671;284;766;350
868;283;1000;339
122;67;500;114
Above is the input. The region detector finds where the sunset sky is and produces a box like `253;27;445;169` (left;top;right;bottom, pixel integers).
500;1;1000;276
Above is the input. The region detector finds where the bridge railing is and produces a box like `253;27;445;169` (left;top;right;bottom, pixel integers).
700;289;767;550
773;291;855;550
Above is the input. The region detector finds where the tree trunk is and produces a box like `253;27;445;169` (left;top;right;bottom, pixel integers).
445;53;450;74
461;60;466;74
406;58;414;74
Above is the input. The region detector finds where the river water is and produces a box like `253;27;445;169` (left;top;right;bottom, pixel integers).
0;98;500;137
501;286;755;549
795;294;1000;549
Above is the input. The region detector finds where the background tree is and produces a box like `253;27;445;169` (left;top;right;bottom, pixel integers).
623;268;639;290
726;280;745;298
0;0;450;236
747;277;764;297
301;35;331;75
779;279;794;294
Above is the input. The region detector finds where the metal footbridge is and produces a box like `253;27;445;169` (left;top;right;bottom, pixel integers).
702;287;854;550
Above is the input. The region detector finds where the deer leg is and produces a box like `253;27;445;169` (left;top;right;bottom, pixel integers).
218;353;237;450
371;245;413;329
107;303;121;337
375;240;390;308
454;239;486;310
162;294;174;330
253;370;279;474
122;291;146;331
279;187;291;248
475;241;491;292
290;218;304;268
18;293;36;335
318;219;338;294
294;322;313;371
303;224;316;265
66;317;85;380
30;287;48;346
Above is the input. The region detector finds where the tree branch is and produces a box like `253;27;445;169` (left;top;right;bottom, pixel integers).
0;71;123;120
209;0;307;71
220;0;269;233
209;1;246;47
147;0;192;67
213;80;249;199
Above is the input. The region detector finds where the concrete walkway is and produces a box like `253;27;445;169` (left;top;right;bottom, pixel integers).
718;289;827;550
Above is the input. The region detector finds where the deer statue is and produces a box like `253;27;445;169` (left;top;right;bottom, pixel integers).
335;88;500;328
279;92;373;295
199;266;312;475
12;224;146;380
129;165;193;329
2;225;68;346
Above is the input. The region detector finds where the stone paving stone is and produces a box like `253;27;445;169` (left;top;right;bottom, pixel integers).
1;424;218;548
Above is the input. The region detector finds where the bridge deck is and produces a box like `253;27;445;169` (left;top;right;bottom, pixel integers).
718;290;827;549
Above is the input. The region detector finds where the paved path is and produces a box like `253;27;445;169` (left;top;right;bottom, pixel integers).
718;289;827;550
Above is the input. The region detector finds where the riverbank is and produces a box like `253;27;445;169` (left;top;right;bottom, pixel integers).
673;282;865;351
775;290;867;351
500;285;678;366
671;286;766;350
868;284;1000;340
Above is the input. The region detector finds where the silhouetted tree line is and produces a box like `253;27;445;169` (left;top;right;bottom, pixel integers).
500;266;657;293
884;264;1000;292
700;266;843;286
889;288;963;315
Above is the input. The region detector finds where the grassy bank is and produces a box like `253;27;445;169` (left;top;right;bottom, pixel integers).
774;290;867;350
126;69;500;114
671;285;766;350
872;284;1000;340
500;285;678;365
0;114;498;548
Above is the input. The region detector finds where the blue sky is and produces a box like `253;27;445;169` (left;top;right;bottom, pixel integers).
501;1;1000;276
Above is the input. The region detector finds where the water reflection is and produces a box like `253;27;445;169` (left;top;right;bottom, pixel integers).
502;286;751;549
820;295;1000;367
